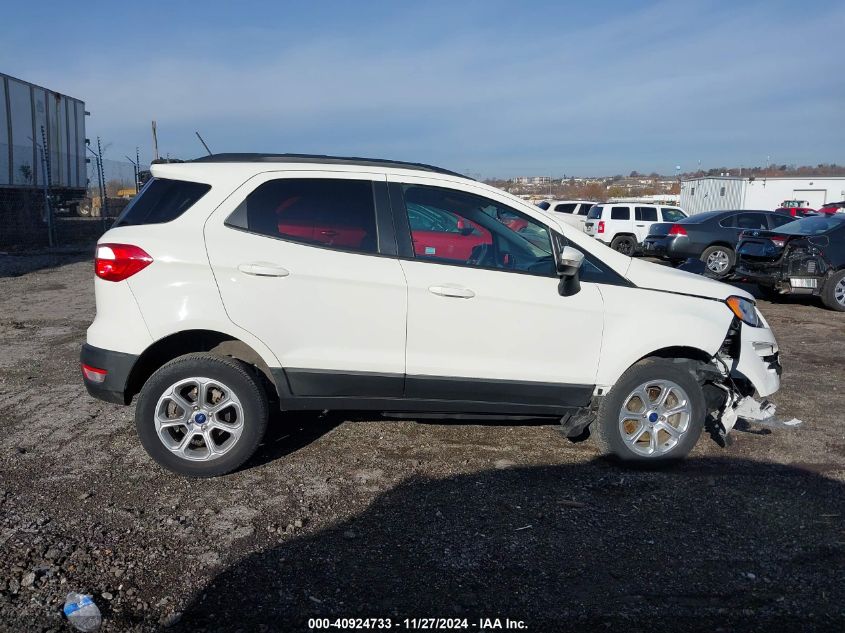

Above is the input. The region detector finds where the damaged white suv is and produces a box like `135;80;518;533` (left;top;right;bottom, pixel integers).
81;154;781;477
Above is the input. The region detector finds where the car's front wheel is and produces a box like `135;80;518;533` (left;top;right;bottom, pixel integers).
135;353;269;477
592;358;705;463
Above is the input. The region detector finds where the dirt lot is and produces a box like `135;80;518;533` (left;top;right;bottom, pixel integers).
1;252;844;632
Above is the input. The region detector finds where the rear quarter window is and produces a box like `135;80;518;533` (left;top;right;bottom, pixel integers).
113;178;211;227
610;207;630;220
660;208;685;222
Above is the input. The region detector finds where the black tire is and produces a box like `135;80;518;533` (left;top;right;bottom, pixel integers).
821;270;845;311
135;353;269;477
700;245;735;278
610;235;637;256
592;358;705;464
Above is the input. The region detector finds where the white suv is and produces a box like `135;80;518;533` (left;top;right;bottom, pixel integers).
81;154;780;476
535;200;595;230
584;203;687;254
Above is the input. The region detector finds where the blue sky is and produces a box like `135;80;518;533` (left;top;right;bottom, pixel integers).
3;0;843;177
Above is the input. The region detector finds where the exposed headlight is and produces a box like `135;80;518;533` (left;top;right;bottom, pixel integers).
726;296;761;327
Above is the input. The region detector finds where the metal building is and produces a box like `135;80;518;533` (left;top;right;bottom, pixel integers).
679;176;845;214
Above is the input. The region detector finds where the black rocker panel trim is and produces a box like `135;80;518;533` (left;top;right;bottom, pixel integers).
273;368;593;415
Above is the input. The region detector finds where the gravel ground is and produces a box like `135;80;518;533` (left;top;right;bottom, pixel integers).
0;252;844;632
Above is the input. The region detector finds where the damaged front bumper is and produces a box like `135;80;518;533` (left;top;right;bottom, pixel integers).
707;313;783;441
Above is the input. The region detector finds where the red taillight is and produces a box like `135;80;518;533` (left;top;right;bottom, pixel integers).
770;236;786;248
95;243;153;282
81;363;107;383
668;224;687;236
597;220;605;234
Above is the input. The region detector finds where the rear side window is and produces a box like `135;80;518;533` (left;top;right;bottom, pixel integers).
610;206;630;220
635;206;657;221
661;208;685;222
554;203;577;213
226;178;378;254
114;178;210;227
735;213;768;230
587;206;603;220
769;213;796;228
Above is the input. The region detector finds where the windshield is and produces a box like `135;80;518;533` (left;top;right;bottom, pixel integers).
775;215;845;236
587;205;603;220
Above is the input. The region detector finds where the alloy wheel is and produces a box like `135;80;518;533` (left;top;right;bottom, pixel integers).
153;377;245;461
618;379;692;457
835;277;845;307
706;250;730;274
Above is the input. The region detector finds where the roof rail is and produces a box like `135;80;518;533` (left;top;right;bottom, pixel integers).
188;153;472;179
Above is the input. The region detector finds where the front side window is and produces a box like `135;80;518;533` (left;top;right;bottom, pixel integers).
610;206;630;220
554;203;577;213
401;184;554;275
634;206;658;222
226;178;378;254
661;208;685;222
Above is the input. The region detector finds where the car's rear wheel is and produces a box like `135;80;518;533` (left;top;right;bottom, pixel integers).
593;358;705;464
135;353;269;477
701;246;735;278
611;235;636;255
821;270;845;311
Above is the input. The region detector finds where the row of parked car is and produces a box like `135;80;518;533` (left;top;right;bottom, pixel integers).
538;198;845;311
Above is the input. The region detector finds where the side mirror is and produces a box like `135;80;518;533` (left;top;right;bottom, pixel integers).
557;246;584;277
557;246;584;297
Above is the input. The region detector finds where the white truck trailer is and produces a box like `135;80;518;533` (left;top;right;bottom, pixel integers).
0;71;88;213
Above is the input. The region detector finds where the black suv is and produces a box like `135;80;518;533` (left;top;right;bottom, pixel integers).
642;210;795;277
736;214;845;311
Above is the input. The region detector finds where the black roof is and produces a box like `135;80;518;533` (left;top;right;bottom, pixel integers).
681;209;776;223
187;153;471;179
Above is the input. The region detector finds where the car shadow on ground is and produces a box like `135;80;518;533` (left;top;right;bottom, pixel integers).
245;411;344;469
173;457;845;632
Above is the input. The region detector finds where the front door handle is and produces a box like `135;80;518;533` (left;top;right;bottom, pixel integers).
238;262;290;277
428;285;475;299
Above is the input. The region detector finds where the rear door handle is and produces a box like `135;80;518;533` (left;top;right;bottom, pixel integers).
237;262;290;277
428;285;475;299
635;224;646;227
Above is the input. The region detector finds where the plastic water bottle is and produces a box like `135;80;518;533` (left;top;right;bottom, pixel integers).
63;592;101;631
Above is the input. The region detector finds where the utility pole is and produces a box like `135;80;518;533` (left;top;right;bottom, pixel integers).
152;121;159;161
125;154;139;194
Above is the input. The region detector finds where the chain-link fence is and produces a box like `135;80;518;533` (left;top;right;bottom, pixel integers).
0;141;148;250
